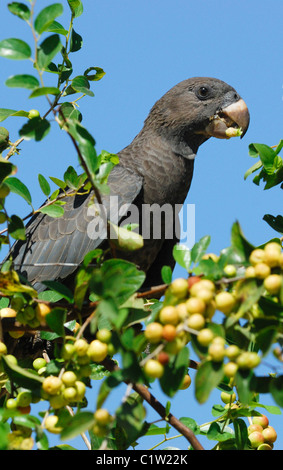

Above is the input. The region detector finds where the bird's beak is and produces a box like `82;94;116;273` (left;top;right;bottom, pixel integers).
203;98;250;140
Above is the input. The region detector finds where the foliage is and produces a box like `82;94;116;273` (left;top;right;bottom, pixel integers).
0;0;282;451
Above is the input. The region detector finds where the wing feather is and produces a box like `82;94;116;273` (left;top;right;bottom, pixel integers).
8;165;143;290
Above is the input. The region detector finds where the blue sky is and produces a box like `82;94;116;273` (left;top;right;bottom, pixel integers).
0;0;282;450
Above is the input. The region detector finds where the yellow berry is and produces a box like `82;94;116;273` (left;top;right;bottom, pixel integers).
254;262;271;279
186;297;206;315
87;339;108;362
0;307;17;318
187;313;205;330
0;341;7;355
223;264;237;278
215;292;236;315
190;279;215;296
197;328;214;346
159;306;179;325
208;342;225;362
61;371;77;387
179;374;191;390
94;408;112;426
9;330;25;339
175;302;188;321
224;361;238;378
42;376;63;396
170;278;188;298
264;242;281;268
245;266;256;278
35;303;52;326
263;274;282;295
202;253;219;262
45;415;62;434
221;391;236;404
96;329;112;344
75;381;86;401
74;339;89;356
249;249;266;266
144;359;164;379
225;345;241;360
144;322;163;343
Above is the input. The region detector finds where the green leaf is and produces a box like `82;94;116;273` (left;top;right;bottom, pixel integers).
45;20;68;36
0;127;9;152
230;221;254;264
45;307;67;337
232;278;265;319
270;376;283;408
5;176;32;205
71;75;94;97
145;424;169;436
37;34;62;70
49;176;67;190
8;2;31;21
38;203;64;218
13;414;41;430
206;422;234;442
63;165;79;189
253;143;277;174
0;422;9;450
244;160;262;180
19;117;50;141
60;411;95;441
5;74;40;90
193;257;223;280
263;214;283;234
0;160;15;184
161;265;172;284
42;280;74;303
84;67;106;81
235;369;254;404
67;0;83;17
179;417;200;435
8;214;26;240
195;360;224;404
114;394;148;450
31;85;61;98
66;120;98;180
99;259;146;306
70;29;83;52
2;356;44;391
234;418;249;450
0;38;31;60
191;235;211;264
38;174;51;196
34;3;64;34
59;102;82;123
159;347;189;397
0;108;29;122
173;244;191;271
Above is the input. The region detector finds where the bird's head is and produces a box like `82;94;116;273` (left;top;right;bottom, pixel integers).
145;77;250;159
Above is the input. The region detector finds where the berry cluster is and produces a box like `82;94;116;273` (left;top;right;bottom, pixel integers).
142;241;283;381
248;414;277;450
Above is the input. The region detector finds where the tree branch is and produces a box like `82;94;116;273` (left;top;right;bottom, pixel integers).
102;357;205;450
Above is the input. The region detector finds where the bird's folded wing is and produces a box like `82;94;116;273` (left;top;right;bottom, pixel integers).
7;165;143;289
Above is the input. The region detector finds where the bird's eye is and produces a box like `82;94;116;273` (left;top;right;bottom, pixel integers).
196;86;210;100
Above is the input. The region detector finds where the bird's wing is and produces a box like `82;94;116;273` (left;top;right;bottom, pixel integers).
8;165;143;290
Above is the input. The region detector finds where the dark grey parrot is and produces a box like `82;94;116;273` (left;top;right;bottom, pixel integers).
5;77;250;292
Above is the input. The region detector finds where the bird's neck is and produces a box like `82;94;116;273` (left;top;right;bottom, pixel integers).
118;132;195;206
